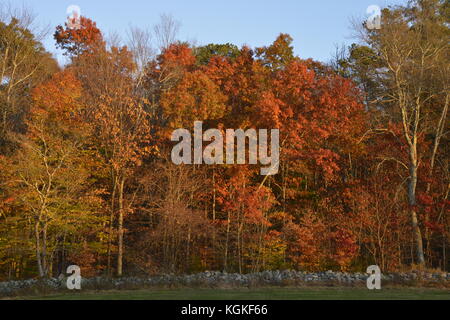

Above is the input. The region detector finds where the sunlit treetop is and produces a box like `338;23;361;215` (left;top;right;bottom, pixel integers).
54;16;104;57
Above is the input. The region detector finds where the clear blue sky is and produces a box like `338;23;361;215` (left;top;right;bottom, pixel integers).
18;0;407;64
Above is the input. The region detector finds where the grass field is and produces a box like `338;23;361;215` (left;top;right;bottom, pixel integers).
18;287;450;300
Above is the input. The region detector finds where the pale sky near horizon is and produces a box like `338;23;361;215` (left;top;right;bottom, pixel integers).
11;0;407;64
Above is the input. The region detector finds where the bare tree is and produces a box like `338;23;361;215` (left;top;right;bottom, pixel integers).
127;25;155;87
153;13;180;51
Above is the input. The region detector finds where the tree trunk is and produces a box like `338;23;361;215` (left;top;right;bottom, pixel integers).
34;221;44;277
117;177;125;277
224;211;231;272
42;222;48;277
408;149;425;267
107;175;117;276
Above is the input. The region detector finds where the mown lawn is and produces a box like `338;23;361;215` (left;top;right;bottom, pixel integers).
20;287;450;300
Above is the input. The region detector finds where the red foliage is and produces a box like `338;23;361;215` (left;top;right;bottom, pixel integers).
54;16;103;56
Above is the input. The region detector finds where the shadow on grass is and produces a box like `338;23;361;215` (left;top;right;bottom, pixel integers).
19;287;450;301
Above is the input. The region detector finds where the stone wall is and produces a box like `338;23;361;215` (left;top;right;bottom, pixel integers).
1;270;448;297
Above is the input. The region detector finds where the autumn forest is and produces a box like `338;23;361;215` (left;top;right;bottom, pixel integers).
0;0;448;280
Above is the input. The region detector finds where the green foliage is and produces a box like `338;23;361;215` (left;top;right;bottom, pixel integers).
194;43;240;65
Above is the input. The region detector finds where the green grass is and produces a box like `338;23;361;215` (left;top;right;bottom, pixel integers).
18;287;450;300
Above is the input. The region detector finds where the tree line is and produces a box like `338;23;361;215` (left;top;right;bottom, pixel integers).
0;0;448;279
